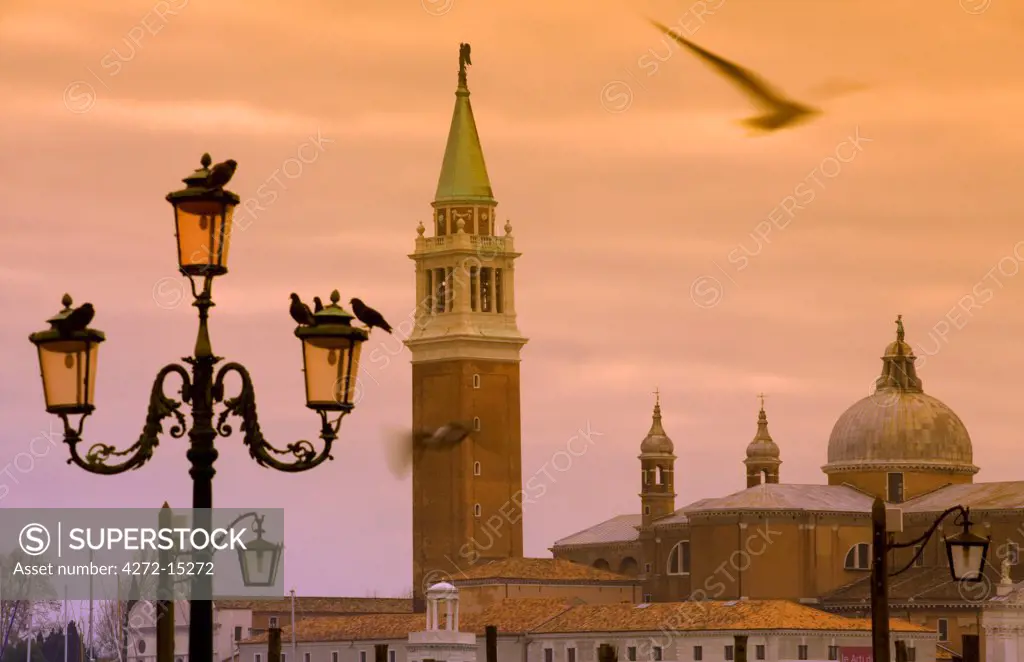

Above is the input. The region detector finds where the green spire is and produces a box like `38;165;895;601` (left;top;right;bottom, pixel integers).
434;44;495;205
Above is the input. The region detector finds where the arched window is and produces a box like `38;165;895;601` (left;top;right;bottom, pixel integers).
474;503;481;517
667;541;691;575
473;461;481;476
644;505;651;516
593;558;610;570
618;557;639;576
845;543;871;570
655;466;663;484
473;417;481;431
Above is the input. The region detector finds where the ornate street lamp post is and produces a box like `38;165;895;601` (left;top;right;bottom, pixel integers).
28;154;368;662
870;497;990;662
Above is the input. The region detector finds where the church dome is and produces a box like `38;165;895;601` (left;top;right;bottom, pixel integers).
745;405;780;461
640;393;674;455
823;317;977;476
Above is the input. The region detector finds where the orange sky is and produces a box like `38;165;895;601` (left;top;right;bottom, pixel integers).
1;0;1023;597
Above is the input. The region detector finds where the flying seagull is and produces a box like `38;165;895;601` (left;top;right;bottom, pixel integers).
205;159;237;190
55;302;95;336
350;298;393;334
385;422;473;478
649;20;820;133
289;293;316;327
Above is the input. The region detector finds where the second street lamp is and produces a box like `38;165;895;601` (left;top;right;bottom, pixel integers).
28;154;369;662
870;497;990;662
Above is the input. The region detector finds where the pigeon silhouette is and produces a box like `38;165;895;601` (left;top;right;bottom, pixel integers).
313;297;324;313
649;20;820;133
55;303;95;336
289;293;316;326
384;422;472;478
350;298;393;334
205;160;237;190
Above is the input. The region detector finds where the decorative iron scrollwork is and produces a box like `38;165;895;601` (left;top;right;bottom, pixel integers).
62;363;191;475
213;362;341;472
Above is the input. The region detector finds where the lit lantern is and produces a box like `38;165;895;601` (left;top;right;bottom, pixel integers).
294;290;368;412
165;153;240;277
29;294;105;415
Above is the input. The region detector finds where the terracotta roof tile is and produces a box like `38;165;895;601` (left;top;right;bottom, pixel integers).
532;600;931;634
453;557;636;583
216;597;412;614
242;598;575;643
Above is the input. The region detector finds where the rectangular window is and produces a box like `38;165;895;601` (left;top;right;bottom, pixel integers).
544;649;553;662
333;653;339;662
907;647;917;662
360;652;367;662
568;648;577;662
643;593;652;603
282;655;287;662
653;647;662;661
435;268;446;313
304;654;311;662
470;267;479;311
627;647;637;661
938;618;949;642
445;267;454;311
888;472;904;503
693;647;703;661
477;211;488;236
480;267;492;312
756;645;765;660
858;543;870;570
269;617;279;628
256;656;262;662
828;646;839;660
425;269;433;313
798;645;808;660
437;215;446;236
234;626;242;641
645;564;652;573
495;268;504;313
389;652;396;662
725;646;734;661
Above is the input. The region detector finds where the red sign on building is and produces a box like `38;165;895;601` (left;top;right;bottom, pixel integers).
840;648;873;662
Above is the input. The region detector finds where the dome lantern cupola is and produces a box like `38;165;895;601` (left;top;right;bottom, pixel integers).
638;389;676;526
823;316;977;501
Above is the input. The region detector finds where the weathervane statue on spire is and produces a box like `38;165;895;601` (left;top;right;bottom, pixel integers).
896;314;904;342
458;43;472;87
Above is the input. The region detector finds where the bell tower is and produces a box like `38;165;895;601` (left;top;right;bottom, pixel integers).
638;390;676;527
405;44;528;610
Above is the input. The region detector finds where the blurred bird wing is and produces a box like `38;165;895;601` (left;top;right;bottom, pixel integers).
384;427;415;478
649;20;790;110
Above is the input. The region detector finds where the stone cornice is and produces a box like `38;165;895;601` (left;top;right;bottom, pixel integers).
823;461;979;475
550;541;642;552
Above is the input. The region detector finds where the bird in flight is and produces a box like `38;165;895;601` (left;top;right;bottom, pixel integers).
385;422;473;478
649;19;820;134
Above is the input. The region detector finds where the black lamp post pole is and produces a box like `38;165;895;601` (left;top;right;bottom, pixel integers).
187;291;217;662
870;499;891;662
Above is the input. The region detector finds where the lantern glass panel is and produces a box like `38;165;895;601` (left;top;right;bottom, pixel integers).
37;339;99;413
238;544;280;587
301;336;362;410
173;199;235;275
948;538;987;581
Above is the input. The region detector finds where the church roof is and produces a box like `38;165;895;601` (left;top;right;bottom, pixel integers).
683;484;874;515
550;514;642;547
824;318;976;476
532;599;931;634
822;565;1004;607
453;557;636;583
900;481;1024;514
652;499;717;526
433;51;495;205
